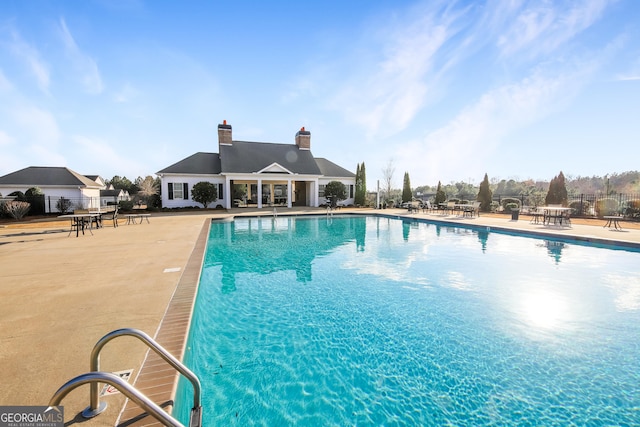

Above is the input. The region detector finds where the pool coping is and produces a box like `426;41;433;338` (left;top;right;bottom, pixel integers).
116;210;640;426
116;218;211;427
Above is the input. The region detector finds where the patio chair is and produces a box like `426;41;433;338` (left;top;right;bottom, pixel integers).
445;201;456;215
463;201;481;218
108;206;119;228
529;207;544;224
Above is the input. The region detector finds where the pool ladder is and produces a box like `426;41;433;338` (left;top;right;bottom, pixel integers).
48;328;202;427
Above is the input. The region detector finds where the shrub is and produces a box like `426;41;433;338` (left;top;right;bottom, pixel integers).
569;200;590;216
623;199;640;219
56;197;72;214
501;198;521;212
8;191;26;201
505;203;519;213
595;198;620;217
324;181;347;208
191;181;218;208
119;200;135;211
3;201;31;219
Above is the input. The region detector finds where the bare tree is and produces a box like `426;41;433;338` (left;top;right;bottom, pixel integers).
137;176;159;206
382;159;395;202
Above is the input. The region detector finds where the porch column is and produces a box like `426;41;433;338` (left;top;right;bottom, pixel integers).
312;179;319;207
225;177;232;209
257;178;263;209
287;179;292;208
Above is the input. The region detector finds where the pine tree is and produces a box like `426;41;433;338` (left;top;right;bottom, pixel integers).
545;171;568;205
477;173;493;212
360;162;366;205
354;162;367;206
435;181;446;205
402;172;412;203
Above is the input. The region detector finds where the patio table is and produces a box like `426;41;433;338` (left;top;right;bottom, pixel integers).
58;213;101;237
539;206;572;226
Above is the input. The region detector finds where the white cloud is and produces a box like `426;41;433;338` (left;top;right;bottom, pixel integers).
615;72;640;81
328;3;468;138
72;135;145;175
58;17;104;95
497;0;611;58
396;59;598;184
6;28;50;93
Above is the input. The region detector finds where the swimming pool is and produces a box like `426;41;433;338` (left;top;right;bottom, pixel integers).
175;215;640;425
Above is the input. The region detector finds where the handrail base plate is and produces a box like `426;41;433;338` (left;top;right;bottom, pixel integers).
82;401;107;418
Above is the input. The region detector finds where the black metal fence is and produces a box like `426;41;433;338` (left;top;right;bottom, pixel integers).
493;193;640;219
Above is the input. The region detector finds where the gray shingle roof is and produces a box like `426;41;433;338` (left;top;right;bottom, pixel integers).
0;166;101;187
157;152;221;175
315;158;355;178
220;141;321;175
156;142;354;178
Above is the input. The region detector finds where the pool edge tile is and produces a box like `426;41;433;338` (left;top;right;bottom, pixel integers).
116;218;210;427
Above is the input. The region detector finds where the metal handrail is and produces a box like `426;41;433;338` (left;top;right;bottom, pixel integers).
49;372;183;427
84;328;201;426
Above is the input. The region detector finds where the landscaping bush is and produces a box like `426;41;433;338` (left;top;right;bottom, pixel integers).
505;202;519;213
119;200;135;211
501;198;521;212
56;197;72;214
569;200;590;216
3;201;31;219
623;199;640;219
595;198;620;217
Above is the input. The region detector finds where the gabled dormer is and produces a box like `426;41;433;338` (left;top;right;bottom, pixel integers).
257;162;295;175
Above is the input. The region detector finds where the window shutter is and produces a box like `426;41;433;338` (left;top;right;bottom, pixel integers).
218;183;223;199
168;183;174;200
183;183;189;199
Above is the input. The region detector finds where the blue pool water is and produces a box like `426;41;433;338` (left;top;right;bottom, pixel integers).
175;215;640;425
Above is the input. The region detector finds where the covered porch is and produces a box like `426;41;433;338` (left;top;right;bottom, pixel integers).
227;177;318;209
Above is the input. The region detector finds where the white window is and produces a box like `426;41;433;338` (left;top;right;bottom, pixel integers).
168;183;188;200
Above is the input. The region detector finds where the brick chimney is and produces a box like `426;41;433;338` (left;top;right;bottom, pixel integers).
218;120;232;148
295;126;310;150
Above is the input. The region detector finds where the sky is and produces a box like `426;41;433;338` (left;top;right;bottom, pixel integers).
1;0;639;189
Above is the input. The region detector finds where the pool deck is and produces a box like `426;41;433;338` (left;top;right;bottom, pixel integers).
1;208;639;426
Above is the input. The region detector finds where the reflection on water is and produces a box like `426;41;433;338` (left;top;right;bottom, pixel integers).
207;216;367;291
540;240;566;263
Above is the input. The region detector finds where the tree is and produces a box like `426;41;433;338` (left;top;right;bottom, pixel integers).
382;160;395;202
324;181;347;208
137;176;159;206
191;181;218;208
545;171;568;206
355;162;367;206
477;173;493;212
25;187;43;196
402;172;412;203
108;175;138;194
434;181;446;205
